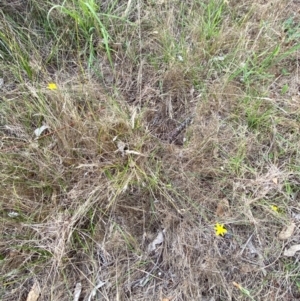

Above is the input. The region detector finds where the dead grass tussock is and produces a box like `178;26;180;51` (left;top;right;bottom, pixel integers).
1;0;300;300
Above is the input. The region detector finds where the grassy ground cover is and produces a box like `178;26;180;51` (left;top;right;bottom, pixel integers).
1;0;300;300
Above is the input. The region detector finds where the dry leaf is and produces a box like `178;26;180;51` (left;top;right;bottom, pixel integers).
87;280;105;301
278;222;296;240
125;149;145;156
115;139;146;157
284;244;300;257
73;283;82;301
117;141;126;156
292;211;300;221
240;263;256;273
26;282;40;301
216;199;230;217
8;211;19;218
148;230;164;252
131;108;137;129
34;125;50;138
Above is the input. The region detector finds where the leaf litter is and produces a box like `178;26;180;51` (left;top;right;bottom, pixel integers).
216;198;230;217
34;125;50;138
73;283;82;301
26;281;40;301
148;230;165;253
278;222;296;240
284;245;300;257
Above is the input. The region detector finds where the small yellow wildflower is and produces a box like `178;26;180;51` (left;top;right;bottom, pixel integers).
47;82;57;90
214;223;227;237
270;205;279;212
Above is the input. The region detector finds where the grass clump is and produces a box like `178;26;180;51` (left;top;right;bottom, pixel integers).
1;0;300;300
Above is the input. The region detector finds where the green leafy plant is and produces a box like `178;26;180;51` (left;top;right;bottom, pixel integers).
283;17;300;43
48;0;127;67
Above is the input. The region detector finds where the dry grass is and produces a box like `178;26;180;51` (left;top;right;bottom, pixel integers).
1;0;300;300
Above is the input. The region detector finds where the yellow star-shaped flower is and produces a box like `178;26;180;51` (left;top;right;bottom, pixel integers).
214;223;228;236
270;205;279;212
47;82;57;90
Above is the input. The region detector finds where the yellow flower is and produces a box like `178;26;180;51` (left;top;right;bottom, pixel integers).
214;223;228;236
47;82;57;90
270;205;279;212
